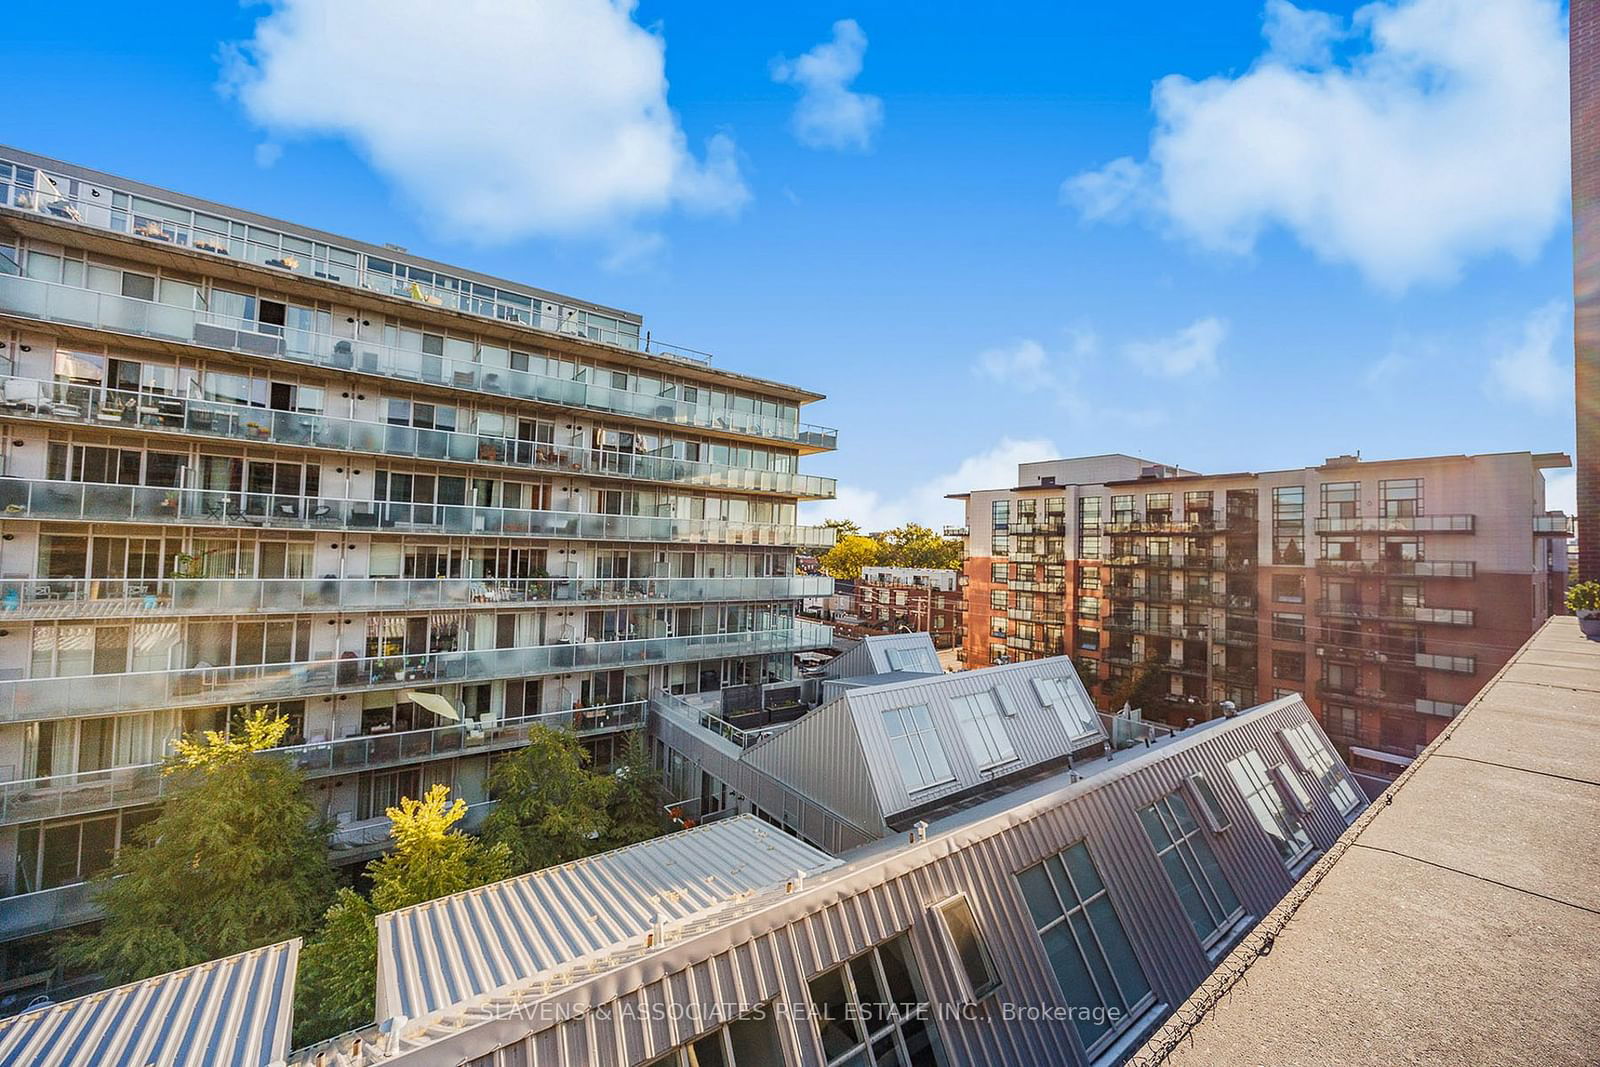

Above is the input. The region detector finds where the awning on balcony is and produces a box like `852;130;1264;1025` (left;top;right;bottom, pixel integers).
0;939;299;1067
403;689;460;723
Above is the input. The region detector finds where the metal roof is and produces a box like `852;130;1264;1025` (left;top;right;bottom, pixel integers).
375;815;841;1023
0;939;299;1067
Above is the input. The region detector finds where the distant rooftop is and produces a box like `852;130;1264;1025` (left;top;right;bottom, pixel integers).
1131;616;1600;1066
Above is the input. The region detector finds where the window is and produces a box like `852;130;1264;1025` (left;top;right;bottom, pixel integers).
1271;574;1305;604
1380;478;1421;518
1033;677;1100;738
806;934;945;1067
1225;750;1313;867
950;692;1017;770
1139;792;1245;949
880;705;954;791
990;590;1009;611
934;895;1000;1000
1271;612;1306;641
1324;704;1360;741
1184;772;1231;832
887;646;937;673
991;499;1010;530
1272;486;1305;565
643;1003;783;1067
1271;650;1305;682
1319;481;1359;518
991;562;1007;583
1016;842;1154;1054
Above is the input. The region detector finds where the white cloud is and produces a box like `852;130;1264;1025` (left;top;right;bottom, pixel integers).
223;0;749;245
253;141;282;168
974;329;1166;425
802;437;1060;531
1063;0;1569;291
771;19;884;151
1121;317;1226;378
1487;301;1570;409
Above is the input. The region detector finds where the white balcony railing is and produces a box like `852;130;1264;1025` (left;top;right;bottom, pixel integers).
0;574;834;620
0;621;834;722
0;373;835;499
0;477;838;549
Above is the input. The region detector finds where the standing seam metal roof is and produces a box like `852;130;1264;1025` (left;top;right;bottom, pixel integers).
375;815;841;1022
0;939;299;1067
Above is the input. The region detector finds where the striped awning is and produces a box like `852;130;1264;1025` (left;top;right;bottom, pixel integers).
0;939;299;1067
376;816;840;1022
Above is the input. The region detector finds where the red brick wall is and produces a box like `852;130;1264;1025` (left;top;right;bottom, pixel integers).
1575;0;1600;581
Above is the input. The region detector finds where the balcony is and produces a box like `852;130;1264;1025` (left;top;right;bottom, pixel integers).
0;375;834;500
1313;514;1476;534
0;879;100;939
1215;628;1259;648
1533;514;1572;535
0;266;839;455
0;700;647;827
1314;599;1475;626
0;574;834;621
942;525;969;538
1103;515;1220;535
1315;557;1476;578
1313;679;1419;712
0;621;832;723
0;478;837;549
1009;518;1067;536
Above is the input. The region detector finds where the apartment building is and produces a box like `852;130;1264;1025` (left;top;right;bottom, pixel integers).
0;146;837;1000
951;451;1571;785
809;566;962;649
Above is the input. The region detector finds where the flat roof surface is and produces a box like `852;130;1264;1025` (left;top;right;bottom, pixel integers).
1134;616;1600;1067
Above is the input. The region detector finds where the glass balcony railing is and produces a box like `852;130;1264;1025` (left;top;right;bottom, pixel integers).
0;574;835;620
0;620;831;723
0;700;648;827
0;273;838;453
1312;514;1475;533
0;372;832;500
1533;514;1572;534
1314;599;1475;626
0;477;837;549
1314;557;1476;578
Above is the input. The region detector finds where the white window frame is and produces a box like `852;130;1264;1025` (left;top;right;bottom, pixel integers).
880;704;955;793
950;691;1018;771
1184;772;1232;832
1033;676;1101;740
930;893;1001;1002
1279;723;1363;817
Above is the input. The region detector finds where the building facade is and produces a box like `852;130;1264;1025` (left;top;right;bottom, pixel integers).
808;567;962;649
1575;0;1599;583
951;451;1571;785
0;147;837;1001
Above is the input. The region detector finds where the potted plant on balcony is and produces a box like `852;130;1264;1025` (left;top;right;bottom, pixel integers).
1568;581;1600;639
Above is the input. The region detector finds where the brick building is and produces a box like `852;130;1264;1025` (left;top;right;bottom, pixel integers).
1574;0;1599;582
805;566;962;648
950;451;1571;784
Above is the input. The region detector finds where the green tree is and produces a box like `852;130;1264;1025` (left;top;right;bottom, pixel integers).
58;710;334;985
481;725;615;871
818;517;863;542
603;731;671;849
1105;662;1169;715
877;522;963;570
295;785;511;1045
817;534;884;581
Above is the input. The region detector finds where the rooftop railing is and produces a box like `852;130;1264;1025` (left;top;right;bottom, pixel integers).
0;375;835;498
0;272;838;452
0;574;834;621
0;477;837;549
0;620;833;722
0;700;647;827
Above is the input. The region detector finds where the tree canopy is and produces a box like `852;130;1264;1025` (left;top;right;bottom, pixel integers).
814;521;963;579
481;724;617;872
603;731;672;848
294;785;512;1045
58;710;334;986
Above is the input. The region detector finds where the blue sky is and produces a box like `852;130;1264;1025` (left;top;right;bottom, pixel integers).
0;0;1575;528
